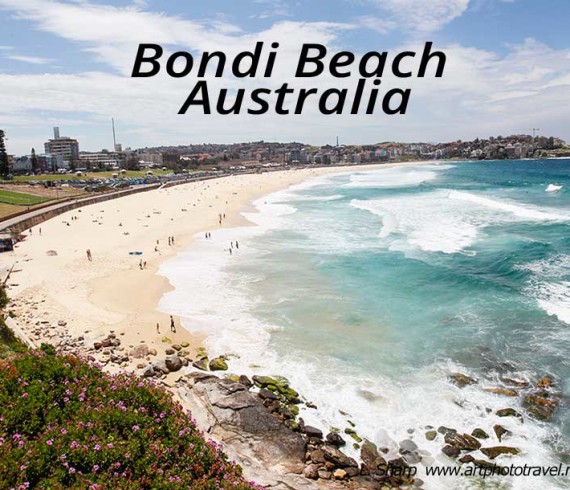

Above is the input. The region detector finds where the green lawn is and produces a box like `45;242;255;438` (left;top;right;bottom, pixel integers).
9;170;175;183
0;189;51;206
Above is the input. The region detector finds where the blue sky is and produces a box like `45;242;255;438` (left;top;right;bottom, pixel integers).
1;0;569;154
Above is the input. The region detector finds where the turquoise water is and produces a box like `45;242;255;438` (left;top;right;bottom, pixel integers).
161;159;570;489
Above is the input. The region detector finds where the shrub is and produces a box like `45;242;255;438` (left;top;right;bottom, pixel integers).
0;351;262;489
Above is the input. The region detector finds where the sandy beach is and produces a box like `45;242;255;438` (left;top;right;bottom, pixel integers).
0;161;433;372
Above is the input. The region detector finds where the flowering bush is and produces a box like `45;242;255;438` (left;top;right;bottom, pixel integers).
0;350;262;489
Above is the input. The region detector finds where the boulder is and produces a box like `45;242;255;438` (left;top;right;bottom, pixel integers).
425;430;437;441
209;356;229;371
326;432;346;447
333;468;347;480
449;373;477;388
483;387;518;397
129;344;149;359
310;449;326;464
536;377;552;389
303;425;323;439
152;360;170;375
444;433;481;451
442;445;460;458
239;375;253;388
496;408;523;420
523;393;557;421
258;388;278;401
493;424;511;442
480;446;520;459
303;464;320;480
165;348;175;355
165;355;182;372
180;341;190;348
360;440;387;473
172;344;182;351
321;443;358;468
192;358;209;371
317;469;331;480
143;365;155;378
471;428;489;440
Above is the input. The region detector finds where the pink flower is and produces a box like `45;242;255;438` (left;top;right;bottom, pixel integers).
46;439;53;446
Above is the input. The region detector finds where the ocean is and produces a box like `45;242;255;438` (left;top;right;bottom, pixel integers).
159;159;570;489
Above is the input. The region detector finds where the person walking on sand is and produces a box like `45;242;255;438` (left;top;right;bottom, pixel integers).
170;315;176;333
156;322;160;334
143;261;147;269
86;249;92;261
236;241;239;249
139;259;143;270
39;228;42;236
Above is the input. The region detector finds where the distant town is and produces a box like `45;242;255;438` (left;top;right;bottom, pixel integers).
0;126;568;177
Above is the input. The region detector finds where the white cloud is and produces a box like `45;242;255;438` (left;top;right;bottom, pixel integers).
0;0;568;154
367;0;471;32
6;54;52;64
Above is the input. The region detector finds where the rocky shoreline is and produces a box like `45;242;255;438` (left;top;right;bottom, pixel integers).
7;295;564;489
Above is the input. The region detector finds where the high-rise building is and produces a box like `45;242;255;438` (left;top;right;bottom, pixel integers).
44;127;79;168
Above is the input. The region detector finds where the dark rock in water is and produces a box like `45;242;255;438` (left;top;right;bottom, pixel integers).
442;445;460;458
493;424;511;442
449;373;477;388
345;427;363;443
438;426;457;436
501;377;529;388
473;459;498;470
459;454;475;464
444;433;481;451
496;408;523;420
399;439;419;453
536;377;552;389
239;374;253;388
484;387;518;397
322;443;359;468
480;446;520;459
523;392;558;421
360;440;387;473
258;388;278;401
471;428;489;440
303;425;323;439
326;432;346;447
192;358;209;371
425;430;437;441
303;464;320;479
165;355;182;372
209;356;228;371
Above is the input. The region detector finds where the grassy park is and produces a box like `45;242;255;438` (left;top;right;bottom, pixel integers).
8;169;174;183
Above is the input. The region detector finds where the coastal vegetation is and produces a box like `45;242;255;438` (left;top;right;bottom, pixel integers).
0;348;259;489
